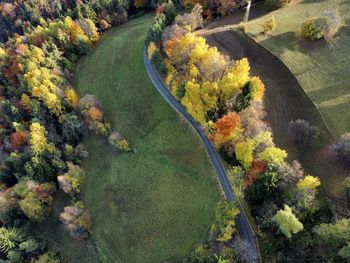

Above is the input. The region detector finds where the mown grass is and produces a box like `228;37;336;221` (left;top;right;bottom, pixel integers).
74;14;221;263
246;0;350;137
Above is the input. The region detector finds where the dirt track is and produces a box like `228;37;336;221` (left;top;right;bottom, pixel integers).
202;29;350;210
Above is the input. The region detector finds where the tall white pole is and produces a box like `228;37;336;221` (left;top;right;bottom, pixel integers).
243;1;252;23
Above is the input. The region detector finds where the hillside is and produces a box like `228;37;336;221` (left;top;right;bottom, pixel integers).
74;14;221;263
246;0;350;137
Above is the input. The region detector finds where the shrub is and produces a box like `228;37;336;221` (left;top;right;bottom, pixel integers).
288;119;319;147
60;201;91;240
262;15;276;34
57;163;85;196
302;10;341;41
108;131;131;152
331;133;350;165
211;201;240;242
301;17;327;41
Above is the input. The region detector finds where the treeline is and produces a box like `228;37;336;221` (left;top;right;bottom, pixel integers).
0;1;137;262
146;3;350;262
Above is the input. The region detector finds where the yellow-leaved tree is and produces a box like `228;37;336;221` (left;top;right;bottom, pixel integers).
219;58;250;102
30;123;53;155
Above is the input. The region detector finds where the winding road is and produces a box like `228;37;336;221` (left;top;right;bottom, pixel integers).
143;49;261;262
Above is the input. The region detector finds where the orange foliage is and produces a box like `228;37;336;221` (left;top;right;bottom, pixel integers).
244;160;267;187
10;131;27;150
211;112;241;147
87;107;103;121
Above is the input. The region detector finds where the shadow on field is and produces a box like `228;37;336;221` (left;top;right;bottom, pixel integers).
204;29;350;215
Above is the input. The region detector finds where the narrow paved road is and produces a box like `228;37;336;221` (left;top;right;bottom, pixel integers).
144;49;261;262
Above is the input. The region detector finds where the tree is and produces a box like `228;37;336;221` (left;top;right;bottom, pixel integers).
258;147;287;167
0;227;24;253
245;165;278;204
261;15;276;34
29;123;53;156
219;58;250;102
288;119;318;148
210;112;241;147
314;218;350;259
58;163;85;196
297;175;321;191
272;204;303;239
331;133;350;165
277;160;304;190
235;140;255;170
212;201;240;242
60;201;91;240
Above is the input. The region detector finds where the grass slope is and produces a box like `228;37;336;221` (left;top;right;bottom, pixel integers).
74;14;220;263
246;0;350;137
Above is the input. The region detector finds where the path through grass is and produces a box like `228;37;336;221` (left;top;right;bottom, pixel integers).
74;14;221;263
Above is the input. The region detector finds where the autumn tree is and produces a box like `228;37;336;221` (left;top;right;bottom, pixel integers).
272;204;303;239
210;112;241;147
313;218;350;259
288;119;319;148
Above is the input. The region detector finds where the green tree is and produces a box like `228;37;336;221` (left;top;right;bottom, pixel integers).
272;205;303;239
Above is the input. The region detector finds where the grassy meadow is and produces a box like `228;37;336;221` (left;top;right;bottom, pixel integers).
74;14;221;263
246;0;350;137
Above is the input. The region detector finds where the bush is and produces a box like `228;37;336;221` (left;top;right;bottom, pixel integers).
57;163;85;196
288;119;318;148
301;17;327;41
60;201;91;240
331;133;350;165
302;10;341;41
108;131;130;152
262;15;276;34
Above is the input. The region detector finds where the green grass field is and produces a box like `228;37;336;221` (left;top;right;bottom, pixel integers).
246;0;350;137
74;14;221;263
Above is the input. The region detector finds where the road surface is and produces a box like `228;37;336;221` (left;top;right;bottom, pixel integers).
143;48;261;262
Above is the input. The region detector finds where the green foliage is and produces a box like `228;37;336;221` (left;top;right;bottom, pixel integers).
272;204;303;239
0;227;24;253
211;201;240;242
314;218;350;259
245;165;278;204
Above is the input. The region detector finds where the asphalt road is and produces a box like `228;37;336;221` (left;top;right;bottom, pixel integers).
143;49;261;262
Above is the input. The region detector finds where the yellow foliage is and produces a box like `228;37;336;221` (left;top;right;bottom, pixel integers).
30;123;52;155
65;89;79;107
147;41;157;59
235;140;255;170
88;107;103;121
297;175;321;190
0;47;6;59
181;80;218;124
258;147;287;166
219;58;250;101
250;76;265;101
262;15;277;34
20;94;31;111
85;19;99;43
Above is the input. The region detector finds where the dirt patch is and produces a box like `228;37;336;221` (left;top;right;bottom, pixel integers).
203;29;349;204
